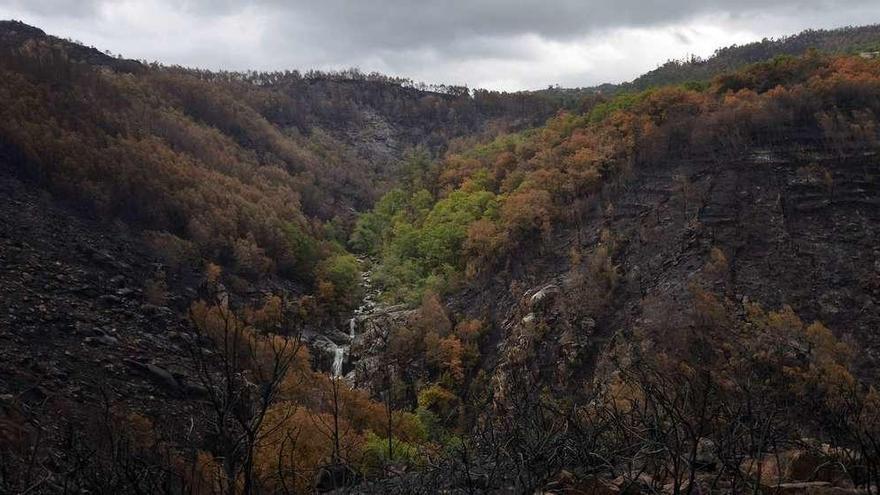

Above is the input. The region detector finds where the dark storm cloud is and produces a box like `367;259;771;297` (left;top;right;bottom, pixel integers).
142;0;875;49
165;2;880;37
3;0;880;89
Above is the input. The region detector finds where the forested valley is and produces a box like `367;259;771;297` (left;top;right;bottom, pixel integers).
1;18;880;495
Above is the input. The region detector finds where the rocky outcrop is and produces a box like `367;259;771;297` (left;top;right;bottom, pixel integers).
459;151;880;403
351;304;418;390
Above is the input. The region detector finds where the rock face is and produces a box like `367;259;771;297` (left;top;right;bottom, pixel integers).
352;304;418;391
452;150;880;402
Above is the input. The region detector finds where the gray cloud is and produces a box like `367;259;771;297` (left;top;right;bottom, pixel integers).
174;0;875;46
2;0;880;89
5;0;96;17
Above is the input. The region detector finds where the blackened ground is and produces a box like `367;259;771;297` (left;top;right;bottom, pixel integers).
0;163;208;488
454;149;880;394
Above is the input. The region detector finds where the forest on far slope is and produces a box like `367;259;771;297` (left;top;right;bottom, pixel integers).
0;20;569;312
624;24;880;91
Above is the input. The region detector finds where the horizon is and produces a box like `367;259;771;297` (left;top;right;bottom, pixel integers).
8;17;880;95
3;1;880;91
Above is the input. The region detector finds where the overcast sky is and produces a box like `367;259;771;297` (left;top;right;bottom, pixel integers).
3;1;880;90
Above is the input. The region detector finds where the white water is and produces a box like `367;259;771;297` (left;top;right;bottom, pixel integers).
329;258;376;379
332;345;345;378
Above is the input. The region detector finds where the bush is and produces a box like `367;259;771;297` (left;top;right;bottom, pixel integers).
317;253;362;308
143;230;197;273
280;223;320;282
359;431;423;475
233;234;274;280
417;384;459;426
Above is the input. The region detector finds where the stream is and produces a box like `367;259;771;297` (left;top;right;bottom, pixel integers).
331;346;345;377
329;258;378;379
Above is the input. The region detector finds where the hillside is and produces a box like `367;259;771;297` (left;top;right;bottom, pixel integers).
1;19;880;495
543;23;880;99
0;20;565;302
352;52;880;492
628;24;880;91
0;19;572;493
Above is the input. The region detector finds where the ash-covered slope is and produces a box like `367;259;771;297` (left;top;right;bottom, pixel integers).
474;150;880;397
0;164;209;490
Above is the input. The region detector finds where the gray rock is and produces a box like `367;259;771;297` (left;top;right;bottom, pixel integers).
529;284;559;307
124;359;181;392
116;287;136;297
144;364;181;391
85;334;119;346
695;438;718;470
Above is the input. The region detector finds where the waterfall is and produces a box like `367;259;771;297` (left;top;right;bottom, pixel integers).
332;345;346;378
328;258;372;380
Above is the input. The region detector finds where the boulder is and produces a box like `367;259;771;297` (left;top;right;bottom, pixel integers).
124;359;182;393
742;455;784;486
143;363;181;391
84;334;119;346
314;463;359;492
611;473;653;494
694;438;718;471
786;450;831;482
529;284;560;309
743;449;840;485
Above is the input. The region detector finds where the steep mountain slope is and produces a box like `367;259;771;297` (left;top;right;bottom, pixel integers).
474;149;880;387
352;53;880;492
0;165;205;491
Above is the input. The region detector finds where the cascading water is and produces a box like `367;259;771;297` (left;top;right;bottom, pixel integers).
332;345;345;378
328;258;375;380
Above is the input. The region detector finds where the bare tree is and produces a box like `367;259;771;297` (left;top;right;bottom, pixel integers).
187;293;302;495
